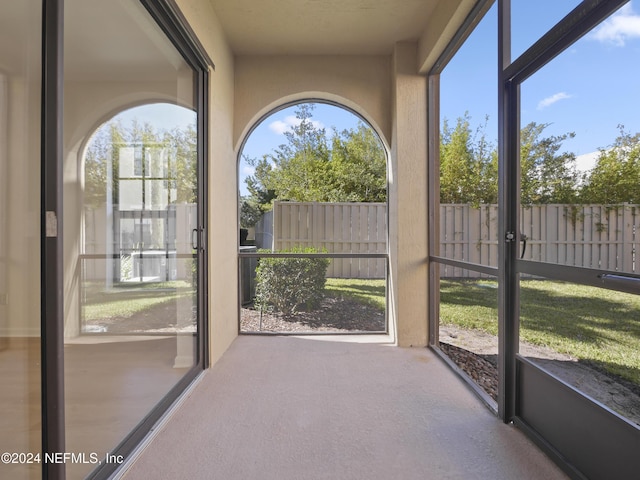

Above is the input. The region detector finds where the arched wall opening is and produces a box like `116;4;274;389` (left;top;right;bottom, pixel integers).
236;99;390;335
65;102;198;337
63;95;199;340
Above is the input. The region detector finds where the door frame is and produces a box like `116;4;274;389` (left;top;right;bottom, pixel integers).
40;1;212;478
499;1;640;478
429;1;640;478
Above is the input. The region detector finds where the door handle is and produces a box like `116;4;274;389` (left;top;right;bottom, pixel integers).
191;228;198;250
520;234;528;259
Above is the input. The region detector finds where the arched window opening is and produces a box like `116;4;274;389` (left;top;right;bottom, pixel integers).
237;102;389;335
81;103;197;333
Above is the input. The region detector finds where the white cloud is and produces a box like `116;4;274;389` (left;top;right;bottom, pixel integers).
268;115;324;135
591;3;640;46
242;165;255;176
537;92;572;110
575;151;599;174
268;117;293;134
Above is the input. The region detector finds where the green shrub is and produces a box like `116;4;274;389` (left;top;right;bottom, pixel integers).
254;247;330;315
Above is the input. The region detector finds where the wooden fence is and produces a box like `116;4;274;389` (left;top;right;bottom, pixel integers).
440;204;638;277
258;202;639;279
256;201;387;278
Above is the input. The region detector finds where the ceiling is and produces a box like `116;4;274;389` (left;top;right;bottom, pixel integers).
1;0;448;81
0;0;188;82
209;0;441;55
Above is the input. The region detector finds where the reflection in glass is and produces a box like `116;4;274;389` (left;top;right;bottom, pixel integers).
439;4;497;267
64;0;199;477
519;277;640;426
438;268;498;403
0;1;42;479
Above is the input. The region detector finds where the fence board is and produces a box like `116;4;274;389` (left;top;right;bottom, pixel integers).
270;201;387;278
437;203;639;277
265;202;639;279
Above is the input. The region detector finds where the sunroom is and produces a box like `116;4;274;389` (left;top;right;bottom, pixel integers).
1;0;638;479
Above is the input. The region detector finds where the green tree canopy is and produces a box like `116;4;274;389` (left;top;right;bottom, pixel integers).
439;113;497;205
84;118;197;207
242;104;387;224
440;115;579;205
519;122;578;205
580;127;640;204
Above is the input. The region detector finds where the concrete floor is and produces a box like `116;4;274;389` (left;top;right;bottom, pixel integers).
120;335;569;480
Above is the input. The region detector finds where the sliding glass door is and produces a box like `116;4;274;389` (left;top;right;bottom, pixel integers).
2;1;208;478
0;2;42;479
62;1;207;478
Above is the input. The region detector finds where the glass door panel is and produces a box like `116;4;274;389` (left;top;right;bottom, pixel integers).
63;1;200;477
0;2;42;479
517;7;640;427
511;3;640;477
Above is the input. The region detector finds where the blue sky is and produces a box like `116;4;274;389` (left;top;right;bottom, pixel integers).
238;103;367;195
114;103;196;132
442;1;640;172
238;2;640;195
110;2;640;196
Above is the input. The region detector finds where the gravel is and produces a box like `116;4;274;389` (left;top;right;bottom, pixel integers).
439;342;498;401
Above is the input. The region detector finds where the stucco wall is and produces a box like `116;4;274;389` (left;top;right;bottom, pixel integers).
234;55;392;150
175;0;238;365
234;47;429;348
389;42;429;347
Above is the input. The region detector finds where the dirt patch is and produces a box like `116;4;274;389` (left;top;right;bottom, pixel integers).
439;325;640;426
241;296;385;333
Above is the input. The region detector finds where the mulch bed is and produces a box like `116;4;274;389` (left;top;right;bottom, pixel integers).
439;341;640;427
240;295;385;333
439;342;498;401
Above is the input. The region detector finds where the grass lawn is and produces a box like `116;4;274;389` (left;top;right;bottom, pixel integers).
440;278;640;384
324;278;386;310
82;280;194;321
83;275;640;386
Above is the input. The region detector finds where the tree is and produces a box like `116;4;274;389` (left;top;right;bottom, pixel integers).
439;116;580;206
580;127;640;204
440;113;497;205
84;119;197;208
84;121;126;207
161;125;197;204
329;122;387;202
519;122;578;205
243;104;387;218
